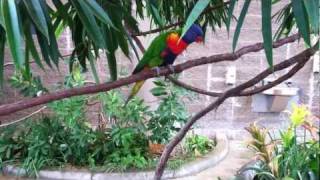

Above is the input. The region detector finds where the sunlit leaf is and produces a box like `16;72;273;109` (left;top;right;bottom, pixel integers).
2;0;24;69
181;0;210;38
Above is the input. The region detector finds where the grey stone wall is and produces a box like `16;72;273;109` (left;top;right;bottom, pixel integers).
0;1;319;138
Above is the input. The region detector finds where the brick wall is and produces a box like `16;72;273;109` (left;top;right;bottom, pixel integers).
0;1;319;138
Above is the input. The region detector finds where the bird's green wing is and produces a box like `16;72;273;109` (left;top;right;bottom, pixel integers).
132;30;178;74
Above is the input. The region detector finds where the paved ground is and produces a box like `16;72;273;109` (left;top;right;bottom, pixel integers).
176;140;254;180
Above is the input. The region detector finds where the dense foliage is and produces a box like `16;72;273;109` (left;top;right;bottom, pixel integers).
184;134;216;156
0;74;214;176
243;105;319;180
0;0;318;88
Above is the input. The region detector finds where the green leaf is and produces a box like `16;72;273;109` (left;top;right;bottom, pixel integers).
23;0;49;39
88;51;100;84
83;0;116;29
36;30;52;68
261;0;273;68
0;26;5;87
151;87;167;96
232;0;251;51
226;0;237;33
0;2;4;27
105;27;118;81
125;29;140;61
181;0;210;38
291;0;311;46
116;28;129;58
23;44;31;81
71;0;105;48
303;0;319;34
39;0;60;68
148;0;164;27
23;20;45;70
2;0;24;69
106;52;117;81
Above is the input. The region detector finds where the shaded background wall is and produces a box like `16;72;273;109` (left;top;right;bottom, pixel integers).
0;1;319;138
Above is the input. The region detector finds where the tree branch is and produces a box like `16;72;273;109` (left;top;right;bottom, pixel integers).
132;1;230;36
154;43;318;180
0;34;300;116
167;76;222;96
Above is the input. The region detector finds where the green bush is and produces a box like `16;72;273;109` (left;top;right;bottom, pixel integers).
0;76;209;176
184;134;215;156
245;105;320;180
148;78;194;144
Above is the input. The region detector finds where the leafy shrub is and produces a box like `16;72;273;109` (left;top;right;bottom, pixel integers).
244;104;320;180
184;134;215;156
148;79;193;144
0;96;108;175
9;72;47;97
0;75;207;176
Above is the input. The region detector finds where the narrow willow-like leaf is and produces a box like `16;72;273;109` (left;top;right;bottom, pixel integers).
88;51;100;84
23;45;31;81
39;0;60;68
291;0;311;46
71;0;105;48
106;52;117;81
105;27;118;81
0;2;4;28
181;0;210;38
115;26;129;58
0;26;5;87
147;0;164;27
261;0;273;68
303;0;319;34
23;21;45;70
23;0;49;39
52;0;71;36
125;29;139;61
232;0;251;51
83;0;116;28
226;0;237;33
2;0;24;69
36;30;52;68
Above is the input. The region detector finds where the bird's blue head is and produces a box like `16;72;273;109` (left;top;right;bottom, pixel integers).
182;24;204;44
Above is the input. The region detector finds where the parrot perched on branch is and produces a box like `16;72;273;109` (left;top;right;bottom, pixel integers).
125;24;204;104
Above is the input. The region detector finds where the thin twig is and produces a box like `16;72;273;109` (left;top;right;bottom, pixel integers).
167;76;222;96
0;106;47;128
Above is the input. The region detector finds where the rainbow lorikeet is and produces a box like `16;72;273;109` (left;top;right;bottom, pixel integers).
125;24;204;104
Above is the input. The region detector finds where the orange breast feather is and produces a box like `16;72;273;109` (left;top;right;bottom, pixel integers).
166;33;188;54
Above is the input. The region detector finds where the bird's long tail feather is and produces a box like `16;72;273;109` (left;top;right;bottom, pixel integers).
124;80;145;106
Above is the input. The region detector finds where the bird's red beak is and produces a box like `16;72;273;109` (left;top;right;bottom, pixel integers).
195;36;203;43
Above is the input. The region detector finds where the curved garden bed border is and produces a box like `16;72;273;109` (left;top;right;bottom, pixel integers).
2;134;229;180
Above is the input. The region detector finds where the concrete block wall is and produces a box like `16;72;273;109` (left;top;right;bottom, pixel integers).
0;1;319;137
